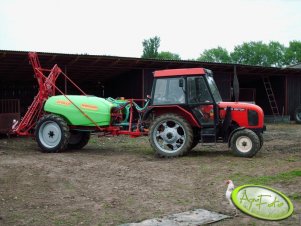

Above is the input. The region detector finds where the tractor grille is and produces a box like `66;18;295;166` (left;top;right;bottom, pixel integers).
248;110;258;126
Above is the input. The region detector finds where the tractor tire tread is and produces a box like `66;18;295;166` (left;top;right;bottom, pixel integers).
230;129;260;158
149;113;193;157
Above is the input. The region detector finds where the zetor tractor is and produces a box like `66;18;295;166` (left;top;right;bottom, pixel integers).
146;68;265;157
13;53;265;158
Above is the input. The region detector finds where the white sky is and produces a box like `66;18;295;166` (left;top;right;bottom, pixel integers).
0;0;300;59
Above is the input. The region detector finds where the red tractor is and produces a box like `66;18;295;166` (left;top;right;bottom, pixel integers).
145;68;265;157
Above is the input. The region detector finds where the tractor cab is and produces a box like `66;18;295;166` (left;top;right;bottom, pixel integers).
151;68;220;127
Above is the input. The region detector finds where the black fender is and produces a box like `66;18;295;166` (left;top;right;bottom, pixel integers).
228;127;245;147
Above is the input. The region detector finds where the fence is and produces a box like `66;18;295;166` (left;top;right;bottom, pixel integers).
0;99;20;134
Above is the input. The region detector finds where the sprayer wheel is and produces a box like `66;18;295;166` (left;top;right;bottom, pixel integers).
68;131;90;150
35;114;70;153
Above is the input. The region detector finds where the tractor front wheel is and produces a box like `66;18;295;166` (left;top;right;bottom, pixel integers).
230;129;260;157
258;132;264;149
149;114;193;157
68;131;90;150
35;114;70;153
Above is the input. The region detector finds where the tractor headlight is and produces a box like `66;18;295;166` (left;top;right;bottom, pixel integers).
248;110;259;126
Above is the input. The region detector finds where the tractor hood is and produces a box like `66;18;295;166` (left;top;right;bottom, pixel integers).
218;102;265;129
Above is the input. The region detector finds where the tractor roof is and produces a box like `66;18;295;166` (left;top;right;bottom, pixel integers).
153;68;206;77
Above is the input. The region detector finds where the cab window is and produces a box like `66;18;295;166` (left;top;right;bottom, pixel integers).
187;77;213;104
153;78;185;105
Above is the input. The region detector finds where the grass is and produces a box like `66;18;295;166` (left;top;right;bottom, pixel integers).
231;170;301;185
286;156;301;162
288;193;301;201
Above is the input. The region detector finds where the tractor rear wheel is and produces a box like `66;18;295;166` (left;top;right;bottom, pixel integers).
230;129;260;157
35;114;70;153
68;131;90;150
191;136;200;150
149;114;193;157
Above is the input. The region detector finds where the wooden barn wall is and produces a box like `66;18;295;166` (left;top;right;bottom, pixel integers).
249;77;271;114
1;65;299;120
104;70;142;99
287;75;301;118
143;69;155;98
0;78;84;116
270;76;286;115
238;75;286;115
213;73;232;101
59;70;144;99
0;80;36;116
72;81;103;97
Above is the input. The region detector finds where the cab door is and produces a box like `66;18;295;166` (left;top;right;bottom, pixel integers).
187;76;215;126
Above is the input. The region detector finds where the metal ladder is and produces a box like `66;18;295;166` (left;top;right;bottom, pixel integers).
262;76;279;116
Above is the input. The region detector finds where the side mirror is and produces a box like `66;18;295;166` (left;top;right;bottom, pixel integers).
179;79;184;88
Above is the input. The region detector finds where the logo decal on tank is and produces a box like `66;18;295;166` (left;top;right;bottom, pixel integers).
56;100;71;106
81;103;98;111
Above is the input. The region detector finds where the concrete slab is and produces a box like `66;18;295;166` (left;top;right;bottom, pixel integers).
120;209;230;226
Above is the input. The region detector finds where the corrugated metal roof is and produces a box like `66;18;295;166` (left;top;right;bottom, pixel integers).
1;49;301;83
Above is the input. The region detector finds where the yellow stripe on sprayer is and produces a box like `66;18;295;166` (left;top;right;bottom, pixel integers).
81;103;98;111
56;100;71;106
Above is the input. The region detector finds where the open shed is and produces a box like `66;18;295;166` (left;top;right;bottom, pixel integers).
1;50;301;130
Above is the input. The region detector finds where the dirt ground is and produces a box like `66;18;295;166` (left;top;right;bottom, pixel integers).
0;123;300;226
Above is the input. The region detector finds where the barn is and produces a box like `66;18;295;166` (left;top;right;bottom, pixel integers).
1;50;301;132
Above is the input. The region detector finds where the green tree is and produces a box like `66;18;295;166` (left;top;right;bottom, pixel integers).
266;41;286;67
197;47;231;63
157;51;181;60
284;40;301;65
230;41;271;66
141;36;160;58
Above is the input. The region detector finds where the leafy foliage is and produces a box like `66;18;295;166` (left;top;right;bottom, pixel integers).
199;40;301;67
230;41;287;67
141;36;301;67
157;51;181;60
267;41;286;67
197;46;232;63
142;36;161;58
284;40;301;65
230;41;270;66
142;37;181;60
